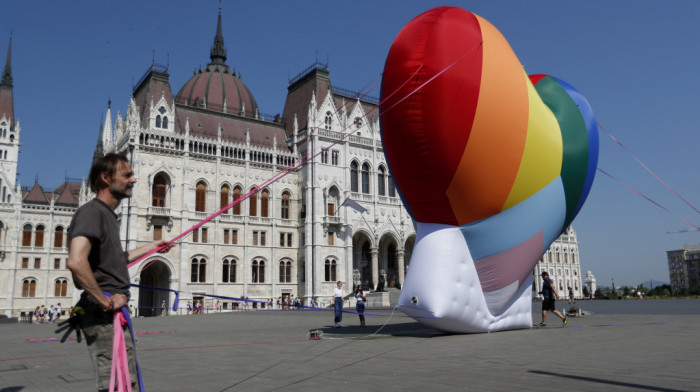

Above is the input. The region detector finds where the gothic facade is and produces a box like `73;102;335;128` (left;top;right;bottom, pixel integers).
0;12;583;317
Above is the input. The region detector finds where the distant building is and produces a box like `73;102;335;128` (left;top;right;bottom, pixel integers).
532;226;584;299
667;244;700;294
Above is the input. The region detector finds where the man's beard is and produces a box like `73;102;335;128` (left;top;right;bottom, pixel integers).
110;184;133;200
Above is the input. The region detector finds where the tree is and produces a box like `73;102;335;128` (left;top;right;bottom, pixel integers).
594;288;603;299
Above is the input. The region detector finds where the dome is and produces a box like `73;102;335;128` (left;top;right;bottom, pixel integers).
176;64;259;117
174;10;259;117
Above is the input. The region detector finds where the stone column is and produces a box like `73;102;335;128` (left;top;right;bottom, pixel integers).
397;250;405;288
371;248;379;290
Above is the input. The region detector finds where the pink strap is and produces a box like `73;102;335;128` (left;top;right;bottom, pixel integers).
109;311;132;392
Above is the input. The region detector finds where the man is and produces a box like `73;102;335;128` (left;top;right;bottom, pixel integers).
67;153;170;392
333;281;344;327
537;271;568;327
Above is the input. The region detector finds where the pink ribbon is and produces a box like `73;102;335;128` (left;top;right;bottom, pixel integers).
109;311;132;392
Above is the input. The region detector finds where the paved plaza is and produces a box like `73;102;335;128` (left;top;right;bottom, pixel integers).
0;300;698;391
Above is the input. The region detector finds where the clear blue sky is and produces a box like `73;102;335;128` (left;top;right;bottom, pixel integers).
3;1;700;287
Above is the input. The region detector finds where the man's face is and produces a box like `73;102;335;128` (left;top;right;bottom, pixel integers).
108;161;136;200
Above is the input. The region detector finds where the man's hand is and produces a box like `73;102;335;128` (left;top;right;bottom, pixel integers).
128;240;176;262
111;294;128;310
155;240;174;253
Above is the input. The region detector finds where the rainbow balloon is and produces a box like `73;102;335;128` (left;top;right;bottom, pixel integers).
380;7;598;332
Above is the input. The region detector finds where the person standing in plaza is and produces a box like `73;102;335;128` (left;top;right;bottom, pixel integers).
67;153;171;392
333;281;344;328
537;271;567;327
568;286;574;304
354;285;367;326
54;303;62;324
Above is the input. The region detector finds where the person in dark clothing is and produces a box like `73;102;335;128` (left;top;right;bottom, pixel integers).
354;285;367;326
537;271;567;327
66;153;171;391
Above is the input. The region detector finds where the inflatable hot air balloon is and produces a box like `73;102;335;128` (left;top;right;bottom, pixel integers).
380;7;599;333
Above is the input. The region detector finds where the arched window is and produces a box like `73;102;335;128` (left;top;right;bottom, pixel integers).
35;225;45;248
22;224;32;246
54;226;64;248
191;258;206;283
162;116;168;129
377;166;386;196
222;258;236;283
195;181;207;212
232;186;242;215
281;192;290;219
261;190;269;217
324;111;332;130
22;279;36;297
388;174;396;197
152;174;167;207
361;163;370;194
279;260;292;283
252;259;265;283
156;115;162;128
220;185;230;213
350;161;359;192
324;259;337;282
249;190;258;216
54;278;68;297
0;221;4;243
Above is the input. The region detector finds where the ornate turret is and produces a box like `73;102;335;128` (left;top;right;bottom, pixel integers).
209;8;227;66
1;36;12;88
0;36;15;126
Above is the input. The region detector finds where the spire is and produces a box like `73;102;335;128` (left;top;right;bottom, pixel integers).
209;6;227;66
104;101;113;151
1;35;12;88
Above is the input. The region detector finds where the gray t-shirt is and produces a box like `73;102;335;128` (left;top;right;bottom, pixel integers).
68;198;130;295
542;277;555;300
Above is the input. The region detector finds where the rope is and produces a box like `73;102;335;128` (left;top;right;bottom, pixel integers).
597;168;700;230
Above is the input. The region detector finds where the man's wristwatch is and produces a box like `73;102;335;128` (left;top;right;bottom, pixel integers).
102;298;114;312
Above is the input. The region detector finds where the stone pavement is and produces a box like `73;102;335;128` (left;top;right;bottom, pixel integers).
0;304;697;392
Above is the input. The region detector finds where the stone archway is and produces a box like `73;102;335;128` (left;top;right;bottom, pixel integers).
138;260;172;317
387;244;398;288
352;232;373;288
378;234;399;289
